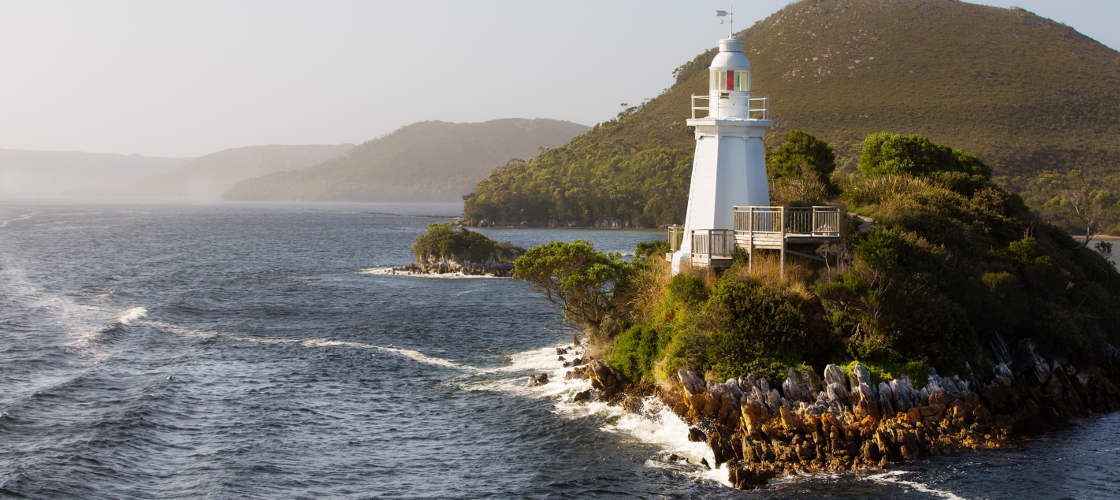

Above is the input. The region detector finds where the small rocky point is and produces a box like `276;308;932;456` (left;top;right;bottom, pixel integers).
571;335;1120;490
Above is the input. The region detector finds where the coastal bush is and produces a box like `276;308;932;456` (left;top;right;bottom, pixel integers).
635;240;669;260
608;325;668;383
513;240;635;337
666;273;708;305
704;277;830;382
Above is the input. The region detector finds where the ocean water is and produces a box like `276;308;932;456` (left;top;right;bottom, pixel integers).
1;201;1118;499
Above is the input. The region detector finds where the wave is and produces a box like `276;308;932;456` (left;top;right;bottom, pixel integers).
357;266;506;279
865;470;965;499
462;343;732;488
0;210;37;228
144;319;481;372
116;306;147;326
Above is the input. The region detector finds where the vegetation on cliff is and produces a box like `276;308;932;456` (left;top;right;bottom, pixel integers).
464;0;1120;233
516;132;1120;389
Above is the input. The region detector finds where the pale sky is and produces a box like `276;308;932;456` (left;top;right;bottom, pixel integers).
1;0;1116;158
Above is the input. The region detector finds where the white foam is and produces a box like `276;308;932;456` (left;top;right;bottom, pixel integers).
357;266;506;279
143;320;482;373
464;342;732;488
116;306;147;325
370;345;481;372
601;397;731;487
866;470;966;499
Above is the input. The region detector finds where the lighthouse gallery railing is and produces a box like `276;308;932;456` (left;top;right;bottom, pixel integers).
690;95;769;120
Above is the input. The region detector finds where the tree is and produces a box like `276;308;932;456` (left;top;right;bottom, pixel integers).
513;240;634;336
767;129;837;182
858;133;991;179
1058;174;1118;246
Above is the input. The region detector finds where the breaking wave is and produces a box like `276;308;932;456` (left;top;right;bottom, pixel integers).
358;266;506;279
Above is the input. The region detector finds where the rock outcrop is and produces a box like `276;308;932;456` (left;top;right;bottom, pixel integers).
662;342;1120;489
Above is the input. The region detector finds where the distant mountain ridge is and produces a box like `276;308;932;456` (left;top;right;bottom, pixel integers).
98;144;355;200
222;118;588;202
463;0;1120;228
0;149;187;198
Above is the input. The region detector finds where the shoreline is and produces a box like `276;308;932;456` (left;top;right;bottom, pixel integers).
562;337;1120;490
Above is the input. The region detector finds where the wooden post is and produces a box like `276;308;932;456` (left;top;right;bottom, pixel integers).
779;206;786;277
748;207;755;273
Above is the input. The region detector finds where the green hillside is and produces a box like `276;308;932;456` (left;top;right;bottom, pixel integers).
222;119;587;202
464;0;1120;232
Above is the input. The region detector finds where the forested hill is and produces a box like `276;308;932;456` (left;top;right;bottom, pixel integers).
464;0;1120;230
73;144;355;200
222;119;587;202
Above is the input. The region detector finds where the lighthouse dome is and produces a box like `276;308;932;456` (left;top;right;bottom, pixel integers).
710;38;750;71
708;38;751;93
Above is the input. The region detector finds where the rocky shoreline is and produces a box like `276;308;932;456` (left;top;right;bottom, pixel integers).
388;258;515;277
562;336;1120;489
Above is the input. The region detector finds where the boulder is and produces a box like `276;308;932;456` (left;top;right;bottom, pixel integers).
528;373;549;386
688;427;707;442
589;360;626;398
727;462;777;489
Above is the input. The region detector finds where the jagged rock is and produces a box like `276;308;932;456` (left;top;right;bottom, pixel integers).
679;370;706;396
801;369;822;395
556;347;568;355
782;367;806;402
1014;339;1051;384
708;431;736;466
688;427;706;442
621;394;644;413
826;382;849;407
989;332;1014;366
528;373;549;386
727;462;776;489
589;360;626;398
849;363;872;392
572;389;593;402
824;364;846;387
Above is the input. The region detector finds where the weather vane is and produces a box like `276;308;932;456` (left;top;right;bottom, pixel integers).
716;7;733;38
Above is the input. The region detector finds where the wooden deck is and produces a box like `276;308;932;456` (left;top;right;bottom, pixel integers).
674;206;843;274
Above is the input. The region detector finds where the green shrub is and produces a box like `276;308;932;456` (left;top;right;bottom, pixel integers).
667;273;708;305
608;325;667;383
704;278;826;381
859;133;992;179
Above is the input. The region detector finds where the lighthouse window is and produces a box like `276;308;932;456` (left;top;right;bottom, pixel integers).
726;70;735;91
735;71;750;91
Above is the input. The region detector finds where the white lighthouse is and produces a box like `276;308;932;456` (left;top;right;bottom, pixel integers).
670;37;772;275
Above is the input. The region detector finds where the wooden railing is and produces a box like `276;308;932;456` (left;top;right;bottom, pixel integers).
667;224;684;253
733;206;843;237
691;229;735;260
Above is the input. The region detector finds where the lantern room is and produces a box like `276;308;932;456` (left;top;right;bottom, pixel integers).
707;38;752;119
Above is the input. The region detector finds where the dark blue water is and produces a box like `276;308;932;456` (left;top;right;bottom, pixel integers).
1;201;1117;499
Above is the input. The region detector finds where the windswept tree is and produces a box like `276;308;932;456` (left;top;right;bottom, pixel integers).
513;240;634;337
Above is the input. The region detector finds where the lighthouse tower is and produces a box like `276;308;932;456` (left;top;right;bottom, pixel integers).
671;38;772;275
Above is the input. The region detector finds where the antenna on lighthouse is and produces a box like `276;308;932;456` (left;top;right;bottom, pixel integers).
716;7;733;37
